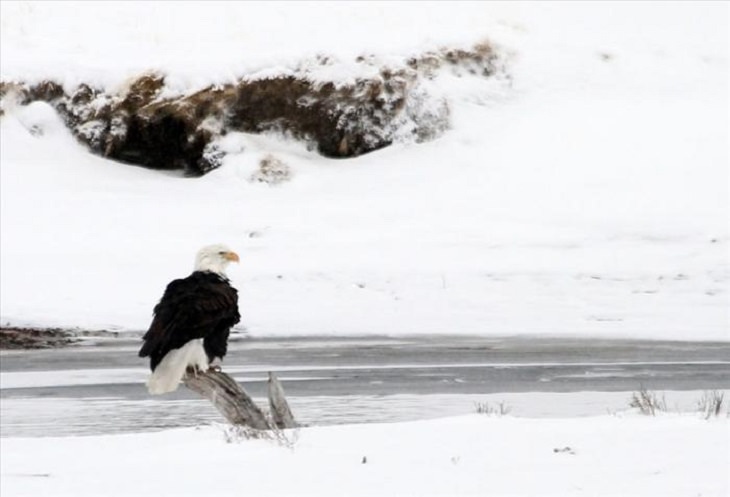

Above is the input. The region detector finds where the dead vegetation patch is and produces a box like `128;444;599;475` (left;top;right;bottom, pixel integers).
1;41;505;176
0;327;78;349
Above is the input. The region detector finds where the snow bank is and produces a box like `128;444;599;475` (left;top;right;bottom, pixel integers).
1;414;728;496
0;2;727;340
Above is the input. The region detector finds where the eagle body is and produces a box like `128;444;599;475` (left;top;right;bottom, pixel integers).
139;245;240;394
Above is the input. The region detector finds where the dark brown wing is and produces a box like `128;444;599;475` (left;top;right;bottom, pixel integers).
138;272;239;370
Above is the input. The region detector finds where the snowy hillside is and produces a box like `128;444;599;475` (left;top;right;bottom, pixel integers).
1;2;727;340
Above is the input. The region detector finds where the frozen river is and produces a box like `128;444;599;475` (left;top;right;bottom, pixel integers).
2;335;729;437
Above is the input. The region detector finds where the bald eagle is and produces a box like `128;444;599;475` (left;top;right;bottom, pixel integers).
139;244;241;394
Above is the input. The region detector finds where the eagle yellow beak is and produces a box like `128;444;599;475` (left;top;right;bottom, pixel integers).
225;251;240;263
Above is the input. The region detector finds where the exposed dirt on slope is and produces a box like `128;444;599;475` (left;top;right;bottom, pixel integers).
0;42;505;176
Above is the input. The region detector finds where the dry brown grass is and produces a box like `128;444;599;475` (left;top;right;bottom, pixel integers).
629;388;667;416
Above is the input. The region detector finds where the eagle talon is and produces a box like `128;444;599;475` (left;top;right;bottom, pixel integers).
185;365;207;378
208;365;222;373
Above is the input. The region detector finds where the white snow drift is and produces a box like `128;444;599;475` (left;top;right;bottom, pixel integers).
1;2;727;340
2;414;729;497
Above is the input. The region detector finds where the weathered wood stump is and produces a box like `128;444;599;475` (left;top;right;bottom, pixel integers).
268;372;297;429
183;370;297;430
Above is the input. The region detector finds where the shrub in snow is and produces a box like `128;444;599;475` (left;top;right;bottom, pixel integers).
696;390;725;419
474;401;511;416
250;154;292;185
223;424;299;448
629;388;667;416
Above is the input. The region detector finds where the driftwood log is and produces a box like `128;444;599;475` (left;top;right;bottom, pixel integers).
268;372;297;429
183;370;297;430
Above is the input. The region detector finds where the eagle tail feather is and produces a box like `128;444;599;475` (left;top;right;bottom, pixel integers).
146;339;208;395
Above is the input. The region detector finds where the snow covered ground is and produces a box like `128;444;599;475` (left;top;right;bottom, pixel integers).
1;1;727;340
1;3;728;496
2;413;729;497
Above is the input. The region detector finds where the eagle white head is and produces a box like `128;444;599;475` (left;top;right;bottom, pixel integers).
194;244;240;275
